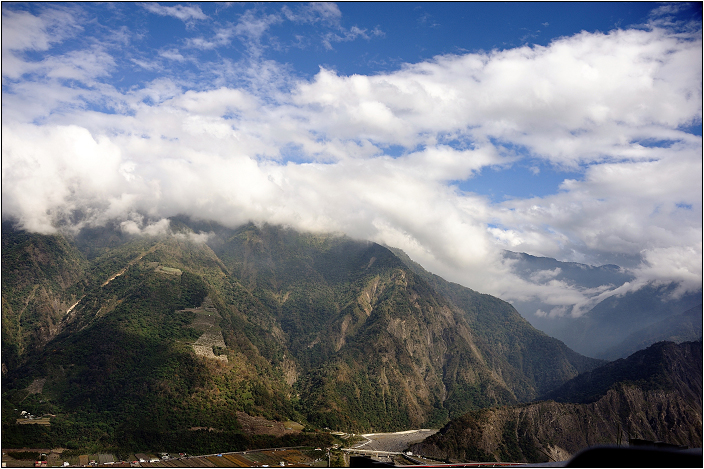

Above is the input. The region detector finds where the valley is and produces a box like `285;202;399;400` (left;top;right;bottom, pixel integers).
411;341;703;464
351;429;438;453
0;429;440;467
505;251;703;359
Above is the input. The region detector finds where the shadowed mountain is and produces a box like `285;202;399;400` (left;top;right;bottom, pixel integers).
410;341;703;464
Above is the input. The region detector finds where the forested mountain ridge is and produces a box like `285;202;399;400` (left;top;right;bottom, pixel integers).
2;219;601;453
410;341;703;464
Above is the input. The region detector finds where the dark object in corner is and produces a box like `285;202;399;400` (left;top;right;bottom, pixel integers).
566;445;702;468
629;438;688;450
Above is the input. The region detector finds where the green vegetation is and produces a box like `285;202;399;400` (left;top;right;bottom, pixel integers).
7;451;41;460
328;449;346;467
1;222;89;370
2;219;608;454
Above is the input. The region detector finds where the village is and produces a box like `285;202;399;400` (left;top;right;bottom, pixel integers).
1;429;446;468
15;411;52;427
2;447;330;468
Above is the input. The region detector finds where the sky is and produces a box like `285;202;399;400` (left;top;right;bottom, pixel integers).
2;2;702;322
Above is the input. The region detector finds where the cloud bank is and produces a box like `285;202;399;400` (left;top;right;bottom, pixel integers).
2;3;701;319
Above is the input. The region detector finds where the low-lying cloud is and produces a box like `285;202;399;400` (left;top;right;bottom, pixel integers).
2;3;701;320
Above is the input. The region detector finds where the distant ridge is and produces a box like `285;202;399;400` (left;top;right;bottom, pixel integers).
599;304;703;360
503;250;703;358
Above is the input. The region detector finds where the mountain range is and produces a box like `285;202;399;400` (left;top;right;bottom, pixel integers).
2;219;600;453
1;218;700;459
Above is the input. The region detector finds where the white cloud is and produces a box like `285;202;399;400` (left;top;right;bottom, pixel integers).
293;27;702;167
235;10;280;38
1;123;125;233
1;5;701;315
634;245;703;296
322;25;384;50
1;6;81;53
529;268;562;283
120;216;171;237
43;48;115;82
174;230;212;244
1;6;83;80
283;3;342;25
141;3;207;23
185;27;236;50
159;49;186;62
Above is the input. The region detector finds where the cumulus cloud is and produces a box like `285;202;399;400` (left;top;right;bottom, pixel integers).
292;27;702;166
1;4;701;316
633;245;703;297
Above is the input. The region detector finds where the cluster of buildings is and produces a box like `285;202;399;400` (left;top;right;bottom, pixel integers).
15;411;52;426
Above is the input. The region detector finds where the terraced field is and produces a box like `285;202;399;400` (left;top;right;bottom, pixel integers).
182;296;228;362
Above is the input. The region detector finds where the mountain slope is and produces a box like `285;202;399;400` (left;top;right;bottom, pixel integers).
1;222;89;371
2;219;601;453
556;285;703;358
202;223;523;429
390;248;601;399
410;341;703;463
2;232;301;453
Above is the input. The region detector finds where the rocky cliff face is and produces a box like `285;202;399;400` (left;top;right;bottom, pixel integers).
410;341;703;463
412;384;702;463
205;223;524;430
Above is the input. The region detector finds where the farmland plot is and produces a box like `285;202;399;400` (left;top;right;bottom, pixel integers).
182;296;228;362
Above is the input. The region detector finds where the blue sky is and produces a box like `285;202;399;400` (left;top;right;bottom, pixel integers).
2;2;702;320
